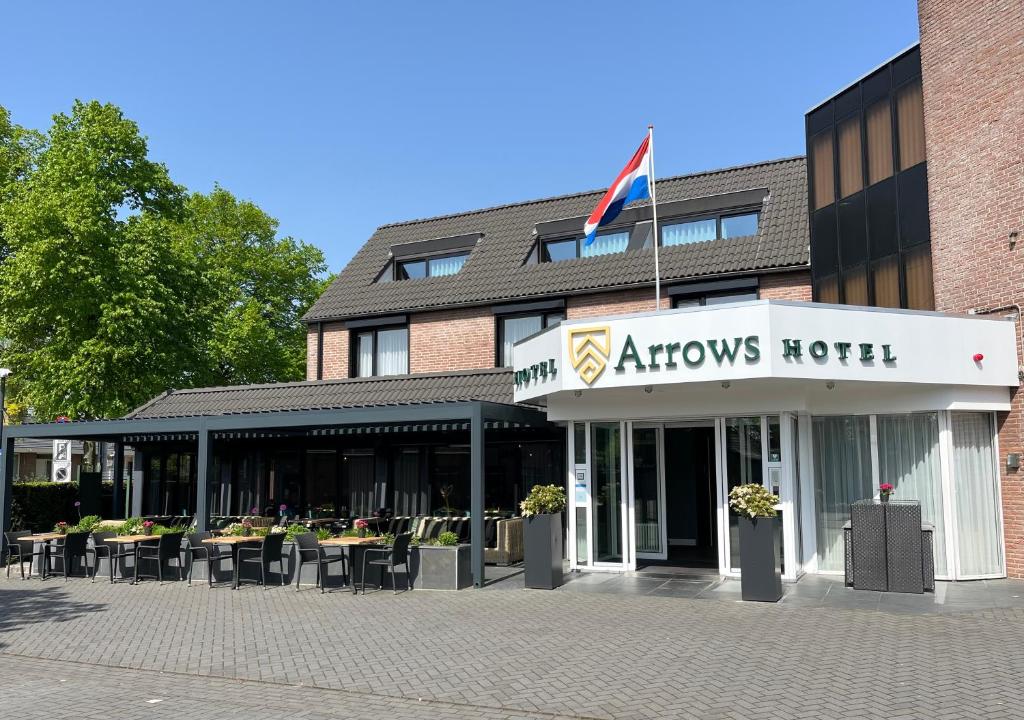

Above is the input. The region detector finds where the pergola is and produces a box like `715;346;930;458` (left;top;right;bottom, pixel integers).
0;400;553;588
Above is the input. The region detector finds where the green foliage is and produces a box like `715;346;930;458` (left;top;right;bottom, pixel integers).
377;532;396;546
115;517;144;536
434;531;459;546
152;524;188;536
339;528;360;538
284;523;309;541
315;527;333;541
0;101;328;419
728;483;779;519
71;515;103;533
520;484;567;517
9;481;80;532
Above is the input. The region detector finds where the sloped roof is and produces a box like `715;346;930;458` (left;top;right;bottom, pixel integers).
305;156;809;322
125;368;516;419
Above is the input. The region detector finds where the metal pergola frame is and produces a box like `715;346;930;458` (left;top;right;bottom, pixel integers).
0;400;553;588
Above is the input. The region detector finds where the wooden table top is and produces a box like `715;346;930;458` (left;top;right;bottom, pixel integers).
319;536;382;546
109;534;161;543
21;532;63;542
203;535;264;545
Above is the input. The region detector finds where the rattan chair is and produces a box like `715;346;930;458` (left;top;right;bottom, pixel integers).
360;532;412;595
293;533;348;593
133;532;185;584
235;532;287;590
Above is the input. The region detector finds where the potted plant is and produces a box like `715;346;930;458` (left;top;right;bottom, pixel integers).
55;521;68;535
240;518;253;537
415;530;471;590
729;483;782;602
354;518;369;538
520;484;566;590
141;520;155;537
879;483;895;503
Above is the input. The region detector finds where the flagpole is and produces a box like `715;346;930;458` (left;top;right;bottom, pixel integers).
648;124;661;312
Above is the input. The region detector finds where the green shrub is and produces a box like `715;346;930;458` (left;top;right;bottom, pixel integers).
434;531;459;546
519;484;566;516
728;483;779;519
315;528;333;541
72;515;103;533
153;524;188;536
10;481;80;532
284;523;309;541
378;532;396;546
116;517;144;536
340;528;360;538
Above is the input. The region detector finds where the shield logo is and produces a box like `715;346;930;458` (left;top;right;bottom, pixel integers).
568;325;611;385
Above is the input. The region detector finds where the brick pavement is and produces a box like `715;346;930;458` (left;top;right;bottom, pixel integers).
1;577;1023;719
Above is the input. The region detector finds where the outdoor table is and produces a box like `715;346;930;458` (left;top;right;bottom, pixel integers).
300;517;337;528
320;536;383;594
21;533;63;578
203;535;262;588
108;535;161;582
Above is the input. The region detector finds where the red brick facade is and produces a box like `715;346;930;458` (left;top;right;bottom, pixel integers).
318;321;349;380
566;288;670;319
759;270;813;302
919;0;1024;576
410;306;495;374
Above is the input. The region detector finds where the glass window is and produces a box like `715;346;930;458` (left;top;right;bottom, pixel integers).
632;427;662;555
866;100;894;185
877;413;946;576
662;218;716;246
872;255;901;308
573;423;586;465
725;417;763;570
543;238;576;262
843;265;869;306
591;422;622;563
896;79;926;170
354;327;408;377
499;315;543;367
816;275;840;304
720;213;759;239
581;231;629;258
811;131;835;210
427;253;468;276
704;292;757;306
812;415;872;572
904;246;934;310
396;260;427;280
951;412;1003;576
837;116;863;198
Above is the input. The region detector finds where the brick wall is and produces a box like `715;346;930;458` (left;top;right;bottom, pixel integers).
410;306;495;373
759;270;812;301
919;0;1024;576
317;322;349;380
566;287;669;319
306;326;318;380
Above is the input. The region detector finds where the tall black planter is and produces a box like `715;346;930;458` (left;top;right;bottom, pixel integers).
523;513;563;589
738;516;782;602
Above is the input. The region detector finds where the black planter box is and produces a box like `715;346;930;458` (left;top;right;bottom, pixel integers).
738;516;782;602
523;513;563;590
417;545;472;590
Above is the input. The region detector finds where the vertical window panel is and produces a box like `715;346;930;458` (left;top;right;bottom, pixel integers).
720;212;759;239
897;79;926;169
904;246;934;310
837;116;863;198
811;131;835;210
951;412;1003;576
375;327;409;375
662;218;717;246
812;415;873;572
581;230;629;258
871;255;901;308
843;265;869;306
356;332;374;378
816;275;839;304
500;315;544;367
865;100;894;185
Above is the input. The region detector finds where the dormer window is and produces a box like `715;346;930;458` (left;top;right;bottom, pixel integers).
541;230;631;262
396;252;469;280
661;210;759;247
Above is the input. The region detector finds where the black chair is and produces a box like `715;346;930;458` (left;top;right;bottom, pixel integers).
293;533;348;593
184;531;227;587
4;531;43;580
235;532;287;590
47;532;90;581
86;531;117;582
133;532;185;584
360;532;412;595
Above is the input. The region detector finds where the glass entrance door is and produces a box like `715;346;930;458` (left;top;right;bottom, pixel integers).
631;426;665;559
591;422;625;565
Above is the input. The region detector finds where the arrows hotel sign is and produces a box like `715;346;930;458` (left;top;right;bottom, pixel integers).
512;301;1018;402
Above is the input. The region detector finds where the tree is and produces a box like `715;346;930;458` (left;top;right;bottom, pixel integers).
175;187;327;387
0;101;329;419
0;101;200;418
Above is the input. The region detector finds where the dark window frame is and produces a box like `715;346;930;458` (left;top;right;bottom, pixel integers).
495;310;565;367
539;227;632;263
349;325;410;378
394;250;470;281
660;207;761;246
671;289;759;309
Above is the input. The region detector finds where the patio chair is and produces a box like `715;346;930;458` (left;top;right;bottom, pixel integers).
235;532;287;590
184;531;227;587
48;532;91;582
86;531;118;582
4;531;42;580
360;532;412;595
293;532;348;593
133;532;186;584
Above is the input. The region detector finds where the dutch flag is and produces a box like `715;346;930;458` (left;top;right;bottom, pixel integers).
583;135;652;245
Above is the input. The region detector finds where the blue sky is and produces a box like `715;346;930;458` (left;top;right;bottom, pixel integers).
1;1;919;271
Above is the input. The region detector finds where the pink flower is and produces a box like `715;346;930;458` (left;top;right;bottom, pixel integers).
142;520;155;528
250;506;259;514
241;519;253;528
354;518;368;529
279;504;288;512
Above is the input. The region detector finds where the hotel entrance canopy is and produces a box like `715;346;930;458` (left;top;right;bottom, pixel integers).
512;300;1018;419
